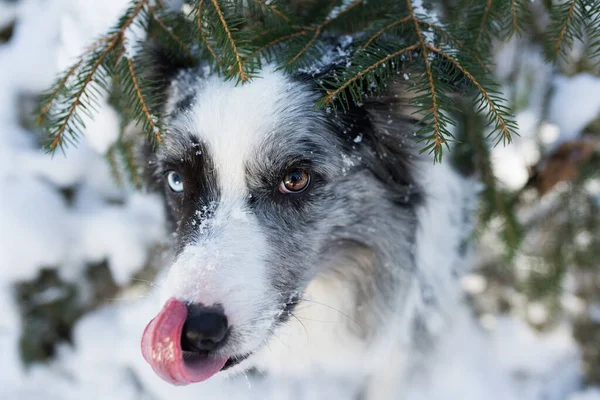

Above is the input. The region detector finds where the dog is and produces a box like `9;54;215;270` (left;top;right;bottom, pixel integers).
140;46;478;399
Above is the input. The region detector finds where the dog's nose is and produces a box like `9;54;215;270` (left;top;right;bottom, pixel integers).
181;304;228;352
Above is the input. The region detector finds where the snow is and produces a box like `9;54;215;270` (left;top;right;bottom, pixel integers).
0;1;598;400
549;73;600;145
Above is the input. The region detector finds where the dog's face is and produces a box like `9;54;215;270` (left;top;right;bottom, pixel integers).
141;67;418;385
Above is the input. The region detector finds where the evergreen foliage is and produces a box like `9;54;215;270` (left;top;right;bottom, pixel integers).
36;0;599;163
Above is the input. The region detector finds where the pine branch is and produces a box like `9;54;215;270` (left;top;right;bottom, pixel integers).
288;0;364;65
124;57;162;142
248;29;309;60
418;20;490;72
474;0;493;47
510;0;518;35
408;0;446;159
209;0;250;82
323;43;419;103
250;0;290;23
195;0;221;64
39;0;149;153
555;0;577;57
146;3;194;60
37;60;82;125
48;37;119;152
500;0;529;38
587;0;600;63
359;16;411;52
426;43;516;146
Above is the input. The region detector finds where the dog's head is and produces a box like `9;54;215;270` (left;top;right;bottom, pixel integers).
141;61;420;385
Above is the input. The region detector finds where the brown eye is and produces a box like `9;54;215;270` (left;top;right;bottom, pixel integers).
279;169;310;194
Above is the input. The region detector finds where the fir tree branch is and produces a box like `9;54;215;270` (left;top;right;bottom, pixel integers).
124;57;162;142
248;29;309;59
510;0;518;35
474;0;493;47
49;36;119;151
250;0;290;23
408;0;444;155
288;0;364;65
323;43;419;102
37;60;82;125
359;16;411;52
44;0;148;152
426;43;514;145
418;20;489;72
209;0;249;82
554;0;577;57
196;0;221;64
146;3;194;59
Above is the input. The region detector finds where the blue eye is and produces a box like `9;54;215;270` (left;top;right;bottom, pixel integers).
167;171;184;192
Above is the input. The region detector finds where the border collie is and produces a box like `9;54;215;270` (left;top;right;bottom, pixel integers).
140;51;476;399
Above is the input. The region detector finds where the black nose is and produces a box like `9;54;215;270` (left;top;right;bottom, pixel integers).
181;304;228;352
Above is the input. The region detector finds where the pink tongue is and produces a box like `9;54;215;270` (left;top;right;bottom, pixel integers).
141;298;228;385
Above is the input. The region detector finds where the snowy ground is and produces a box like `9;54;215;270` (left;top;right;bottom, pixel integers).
0;0;598;399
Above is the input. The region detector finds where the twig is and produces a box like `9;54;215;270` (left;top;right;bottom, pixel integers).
250;0;290;22
426;43;512;143
288;0;364;65
210;0;248;82
418;20;490;72
50;36;120;151
474;0;493;47
48;0;148;150
510;0;518;35
248;30;309;59
196;0;220;64
359;16;411;52
146;3;194;59
125;57;162;142
554;0;577;56
407;0;443;153
37;60;82;124
324;43;419;103
196;0;220;63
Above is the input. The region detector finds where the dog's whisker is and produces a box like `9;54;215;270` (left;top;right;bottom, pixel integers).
289;312;310;346
296;298;365;335
269;331;290;350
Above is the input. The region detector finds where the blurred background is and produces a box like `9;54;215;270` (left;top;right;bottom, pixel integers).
0;0;599;399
